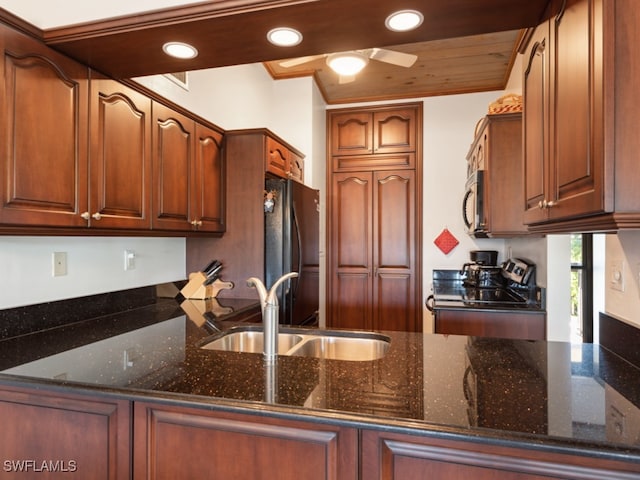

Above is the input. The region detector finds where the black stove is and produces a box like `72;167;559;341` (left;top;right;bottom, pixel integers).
429;259;544;311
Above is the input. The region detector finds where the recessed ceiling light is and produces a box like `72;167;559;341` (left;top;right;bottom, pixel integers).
267;27;303;47
385;10;424;32
326;52;369;76
162;42;198;59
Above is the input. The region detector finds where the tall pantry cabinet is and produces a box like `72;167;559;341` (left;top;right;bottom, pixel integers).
327;103;422;332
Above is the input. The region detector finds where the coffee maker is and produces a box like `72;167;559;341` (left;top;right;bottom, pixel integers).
460;250;505;288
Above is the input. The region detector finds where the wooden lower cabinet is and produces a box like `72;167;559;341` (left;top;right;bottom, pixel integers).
0;385;130;479
133;401;358;480
434;308;546;340
361;430;640;479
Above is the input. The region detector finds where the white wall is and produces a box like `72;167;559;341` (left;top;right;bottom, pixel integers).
605;231;640;329
0;237;185;309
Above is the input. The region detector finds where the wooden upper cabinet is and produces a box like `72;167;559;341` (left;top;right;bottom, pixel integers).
522;19;550;225
470;113;527;237
152;102;225;233
330;106;417;158
265;135;304;182
0;25;89;228
89;77;152;229
194;123;225;233
152;102;195;231
524;0;605;226
330;105;418;171
522;0;640;232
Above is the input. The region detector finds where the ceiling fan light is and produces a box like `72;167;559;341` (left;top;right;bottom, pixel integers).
162;41;198;59
385;10;424;32
327;52;369;76
267;27;303;47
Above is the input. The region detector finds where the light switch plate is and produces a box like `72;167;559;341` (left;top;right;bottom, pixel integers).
610;259;624;292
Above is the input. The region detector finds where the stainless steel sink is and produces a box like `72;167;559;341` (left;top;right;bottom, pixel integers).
286;335;389;361
201;329;303;354
199;326;390;361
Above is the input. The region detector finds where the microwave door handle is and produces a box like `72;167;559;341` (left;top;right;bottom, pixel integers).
462;189;473;229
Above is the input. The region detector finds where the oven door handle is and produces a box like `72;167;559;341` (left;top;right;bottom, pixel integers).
425;294;435;312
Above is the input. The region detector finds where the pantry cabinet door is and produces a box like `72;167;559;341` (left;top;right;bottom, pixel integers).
329;172;373;330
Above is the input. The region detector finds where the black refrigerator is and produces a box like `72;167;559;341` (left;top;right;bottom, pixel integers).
264;177;320;326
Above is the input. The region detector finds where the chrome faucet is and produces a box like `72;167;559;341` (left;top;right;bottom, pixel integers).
246;272;298;362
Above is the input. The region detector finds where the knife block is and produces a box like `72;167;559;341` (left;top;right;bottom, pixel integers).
180;271;234;300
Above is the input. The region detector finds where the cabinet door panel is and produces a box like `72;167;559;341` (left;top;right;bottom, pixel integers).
134;402;357;480
0;386;130;480
265;136;290;178
373;171;416;331
373;108;416;154
330;172;372;330
523;22;550;225
0;30;88;227
550;0;606;220
194;123;225;232
152;103;193;231
330;112;372;156
90;79;151;229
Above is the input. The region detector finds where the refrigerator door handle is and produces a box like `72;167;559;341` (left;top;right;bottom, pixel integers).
291;201;302;299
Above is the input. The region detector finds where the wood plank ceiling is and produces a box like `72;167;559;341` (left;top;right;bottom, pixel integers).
6;0;553;104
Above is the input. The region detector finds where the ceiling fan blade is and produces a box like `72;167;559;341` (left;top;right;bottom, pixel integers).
278;55;325;68
369;48;417;68
338;74;356;84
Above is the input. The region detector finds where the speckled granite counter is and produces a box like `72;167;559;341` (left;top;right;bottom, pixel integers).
1;286;639;466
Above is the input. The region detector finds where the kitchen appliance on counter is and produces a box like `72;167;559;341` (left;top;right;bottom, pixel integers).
265;177;320;326
427;257;546;340
429;257;542;310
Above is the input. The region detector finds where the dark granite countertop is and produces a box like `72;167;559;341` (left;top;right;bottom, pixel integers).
1;287;639;465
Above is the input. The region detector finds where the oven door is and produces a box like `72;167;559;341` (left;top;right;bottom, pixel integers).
462;170;486;237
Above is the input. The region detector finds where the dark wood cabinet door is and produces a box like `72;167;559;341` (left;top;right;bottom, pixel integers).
289;150;304;182
89;78;152;229
434;309;546;340
523;20;550;225
549;0;607;221
0;26;89;227
373;170;417;332
330;111;373;156
193;123;225;232
152;102;194;231
330;172;373;330
373;108;417;154
0;385;130;480
361;429;640;480
265;135;290;178
133;401;357;480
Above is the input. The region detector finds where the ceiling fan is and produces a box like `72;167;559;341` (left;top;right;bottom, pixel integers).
278;48;418;84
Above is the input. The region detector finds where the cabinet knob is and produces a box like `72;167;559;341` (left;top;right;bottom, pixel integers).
191;219;202;229
537;200;545;210
545;200;557;208
81;212;90;221
92;212;102;220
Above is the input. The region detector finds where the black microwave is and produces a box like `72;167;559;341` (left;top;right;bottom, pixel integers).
462;170;487;237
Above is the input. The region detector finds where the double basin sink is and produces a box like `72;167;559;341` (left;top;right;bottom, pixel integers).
199;325;390;361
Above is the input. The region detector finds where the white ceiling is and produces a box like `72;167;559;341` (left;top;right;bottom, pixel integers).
0;0;201;28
